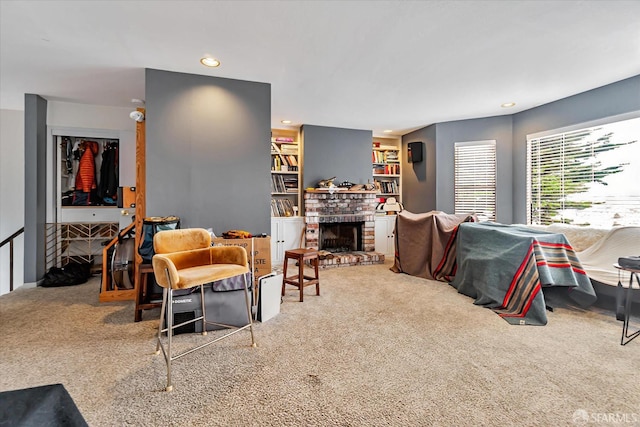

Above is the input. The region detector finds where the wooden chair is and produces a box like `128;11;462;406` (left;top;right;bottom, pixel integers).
134;263;161;322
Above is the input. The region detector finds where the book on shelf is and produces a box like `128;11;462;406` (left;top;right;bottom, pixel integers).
271;198;295;217
385;164;399;174
271;174;286;193
385;151;399;162
282;175;298;192
280;146;298;155
271;137;295;143
373;164;399;175
271;174;299;194
375;179;398;194
271;142;299;172
372;149;399;164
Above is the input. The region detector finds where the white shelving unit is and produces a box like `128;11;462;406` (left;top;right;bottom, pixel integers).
271;128;301;217
372;136;402;203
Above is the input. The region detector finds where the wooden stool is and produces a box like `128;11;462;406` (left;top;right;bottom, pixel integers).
282;249;320;302
134;263;162;322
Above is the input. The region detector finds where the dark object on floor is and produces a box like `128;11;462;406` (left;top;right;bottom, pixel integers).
0;383;88;427
41;262;92;287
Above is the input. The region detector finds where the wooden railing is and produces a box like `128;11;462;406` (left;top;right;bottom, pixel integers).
1;227;25;292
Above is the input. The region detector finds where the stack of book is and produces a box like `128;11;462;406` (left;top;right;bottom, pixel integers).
271;175;298;193
372;149;399;163
283;176;298;193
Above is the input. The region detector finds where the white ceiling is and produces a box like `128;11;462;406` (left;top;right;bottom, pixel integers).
1;0;639;136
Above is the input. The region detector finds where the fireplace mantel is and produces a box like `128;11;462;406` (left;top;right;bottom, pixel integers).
305;189;377;195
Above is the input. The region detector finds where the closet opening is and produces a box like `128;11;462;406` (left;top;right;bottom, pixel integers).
59;136;120;208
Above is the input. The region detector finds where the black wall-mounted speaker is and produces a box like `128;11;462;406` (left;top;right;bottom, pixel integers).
407;142;423;163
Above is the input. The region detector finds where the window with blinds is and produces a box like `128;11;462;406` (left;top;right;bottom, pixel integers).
454;140;496;221
527;116;639;227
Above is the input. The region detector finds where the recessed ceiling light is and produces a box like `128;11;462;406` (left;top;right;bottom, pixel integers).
501;102;516;108
200;57;220;67
281;120;292;124
383;129;393;133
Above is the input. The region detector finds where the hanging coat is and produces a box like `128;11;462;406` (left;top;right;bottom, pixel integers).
75;140;99;193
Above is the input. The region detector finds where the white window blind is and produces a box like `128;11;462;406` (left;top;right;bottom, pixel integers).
528;117;640;227
454;140;496;221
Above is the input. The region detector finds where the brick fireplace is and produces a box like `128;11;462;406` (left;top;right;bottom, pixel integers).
304;189;383;268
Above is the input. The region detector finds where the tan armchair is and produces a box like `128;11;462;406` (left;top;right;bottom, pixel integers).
152;228;256;391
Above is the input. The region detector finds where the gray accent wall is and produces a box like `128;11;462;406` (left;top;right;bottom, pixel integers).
402;125;436;213
435;116;513;223
24;94;47;283
301;125;373;189
145;69;271;235
512;74;640;224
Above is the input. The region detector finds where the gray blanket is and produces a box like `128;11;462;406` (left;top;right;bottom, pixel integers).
450;222;597;325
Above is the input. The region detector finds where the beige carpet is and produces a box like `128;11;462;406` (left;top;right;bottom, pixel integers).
1;261;639;426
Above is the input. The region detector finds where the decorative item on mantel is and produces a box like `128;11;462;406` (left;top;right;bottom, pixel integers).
315;176;340;194
316;176;337;188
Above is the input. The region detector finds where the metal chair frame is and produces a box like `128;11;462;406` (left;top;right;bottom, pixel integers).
154;264;256;392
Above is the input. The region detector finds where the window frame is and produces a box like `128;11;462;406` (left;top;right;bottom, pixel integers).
526;111;640;227
454;139;497;221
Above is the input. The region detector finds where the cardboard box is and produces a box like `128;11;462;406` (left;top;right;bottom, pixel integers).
212;236;271;285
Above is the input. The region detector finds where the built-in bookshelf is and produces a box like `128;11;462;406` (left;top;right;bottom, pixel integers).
271;128;301;217
372;136;402;203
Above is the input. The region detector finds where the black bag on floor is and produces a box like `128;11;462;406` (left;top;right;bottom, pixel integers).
41;263;92;287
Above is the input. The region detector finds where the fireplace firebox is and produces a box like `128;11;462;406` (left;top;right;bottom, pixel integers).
319;222;363;252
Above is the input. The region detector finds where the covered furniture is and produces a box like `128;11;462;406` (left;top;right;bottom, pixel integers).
391;210;476;281
451;222;596;325
151;228;256;391
282;248;320;302
526;225;640;303
574;226;640;287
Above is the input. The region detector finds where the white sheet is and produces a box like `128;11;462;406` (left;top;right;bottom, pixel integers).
576;226;640;286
